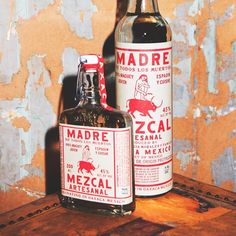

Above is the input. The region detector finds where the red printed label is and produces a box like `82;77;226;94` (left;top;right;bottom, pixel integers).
115;42;173;196
59;124;133;205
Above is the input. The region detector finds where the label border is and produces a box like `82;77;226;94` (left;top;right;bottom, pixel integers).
59;123;133;203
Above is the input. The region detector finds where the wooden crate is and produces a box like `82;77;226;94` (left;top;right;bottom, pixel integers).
0;174;236;235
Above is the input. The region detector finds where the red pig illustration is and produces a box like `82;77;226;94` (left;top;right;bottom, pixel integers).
126;98;163;118
78;160;96;175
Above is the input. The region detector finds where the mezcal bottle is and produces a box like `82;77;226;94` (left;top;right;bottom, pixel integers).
115;0;173;197
59;54;135;215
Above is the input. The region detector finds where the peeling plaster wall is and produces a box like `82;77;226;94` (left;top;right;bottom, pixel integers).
0;0;116;213
162;0;236;191
0;0;236;213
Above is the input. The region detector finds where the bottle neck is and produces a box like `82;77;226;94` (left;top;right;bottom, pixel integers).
79;70;101;105
127;0;159;14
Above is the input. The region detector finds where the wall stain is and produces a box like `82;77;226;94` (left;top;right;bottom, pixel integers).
173;57;192;118
212;147;236;191
188;0;204;17
15;0;55;20
11;116;31;132
177;151;200;171
61;0;97;40
59;47;80;84
202;19;217;94
0;55;56;195
0;120;21;191
0;0;20;84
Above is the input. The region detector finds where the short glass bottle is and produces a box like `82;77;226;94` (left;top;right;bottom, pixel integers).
59;55;135;215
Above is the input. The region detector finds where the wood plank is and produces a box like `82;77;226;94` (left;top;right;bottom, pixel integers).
0;174;235;235
100;218;173;236
134;192;230;226
0;203;137;236
163;210;236;236
173;173;236;209
0;194;139;236
0;194;60;225
0;191;231;235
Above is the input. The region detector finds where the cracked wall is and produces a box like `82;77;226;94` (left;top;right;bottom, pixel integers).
0;0;236;213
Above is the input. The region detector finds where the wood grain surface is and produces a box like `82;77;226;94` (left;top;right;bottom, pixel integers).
1;174;235;235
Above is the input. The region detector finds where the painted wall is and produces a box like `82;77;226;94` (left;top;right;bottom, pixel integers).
0;0;235;213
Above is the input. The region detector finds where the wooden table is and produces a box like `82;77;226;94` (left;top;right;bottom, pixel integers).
1;174;236;235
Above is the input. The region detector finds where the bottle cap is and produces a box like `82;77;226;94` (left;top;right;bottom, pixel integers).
78;54;99;72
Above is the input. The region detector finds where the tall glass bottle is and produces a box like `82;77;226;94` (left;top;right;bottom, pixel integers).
59;55;135;215
115;0;173;197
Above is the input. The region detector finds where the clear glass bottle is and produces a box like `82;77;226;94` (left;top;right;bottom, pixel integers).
59;55;135;215
115;0;173;197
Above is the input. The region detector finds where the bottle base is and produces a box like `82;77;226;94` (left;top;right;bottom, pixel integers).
59;194;135;216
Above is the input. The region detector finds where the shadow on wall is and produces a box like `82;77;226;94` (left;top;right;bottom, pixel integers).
45;75;77;195
103;0;128;108
44;0;128;195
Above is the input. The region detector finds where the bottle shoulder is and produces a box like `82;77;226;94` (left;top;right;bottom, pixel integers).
109;107;133;125
115;13;172;43
59;105;133;129
59;107;75;122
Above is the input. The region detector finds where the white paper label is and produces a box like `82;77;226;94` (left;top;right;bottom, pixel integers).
59;124;133;205
115;42;173;196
